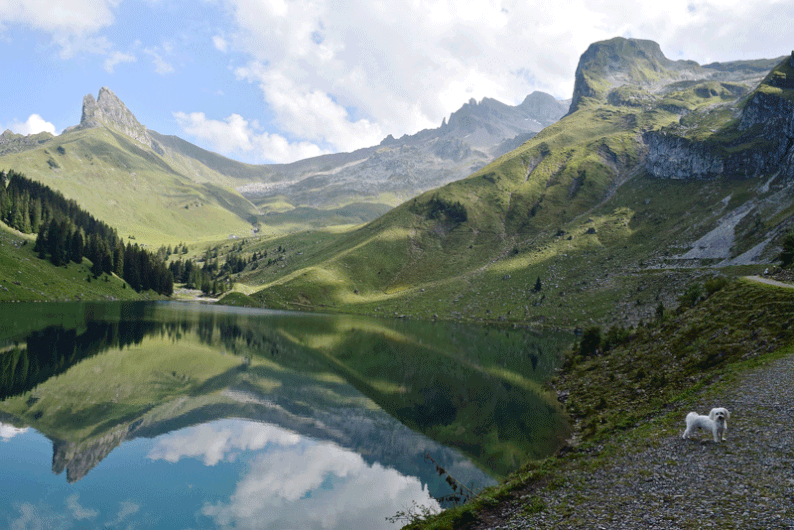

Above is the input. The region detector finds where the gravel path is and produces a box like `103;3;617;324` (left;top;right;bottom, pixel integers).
479;352;794;529
745;275;794;289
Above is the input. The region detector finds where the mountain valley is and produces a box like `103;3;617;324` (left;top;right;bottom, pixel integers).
0;38;792;328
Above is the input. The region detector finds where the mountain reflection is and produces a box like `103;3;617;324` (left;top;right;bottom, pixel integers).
0;301;572;510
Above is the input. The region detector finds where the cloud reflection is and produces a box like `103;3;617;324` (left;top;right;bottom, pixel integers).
201;440;439;530
148;420;439;529
147;422;301;466
0;423;28;442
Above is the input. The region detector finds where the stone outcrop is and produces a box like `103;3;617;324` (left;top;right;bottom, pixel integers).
644;57;794;182
79;87;163;153
0;129;53;156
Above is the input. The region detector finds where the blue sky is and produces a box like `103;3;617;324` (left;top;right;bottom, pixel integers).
2;0;793;164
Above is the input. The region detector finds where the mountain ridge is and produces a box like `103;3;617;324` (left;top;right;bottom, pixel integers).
235;37;794;328
0;86;570;239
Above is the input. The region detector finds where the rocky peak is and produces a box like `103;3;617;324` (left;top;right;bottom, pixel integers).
568;37;701;114
79;87;155;149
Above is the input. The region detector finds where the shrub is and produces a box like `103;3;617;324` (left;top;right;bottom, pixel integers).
704;276;729;296
678;283;702;309
780;232;794;268
579;326;602;356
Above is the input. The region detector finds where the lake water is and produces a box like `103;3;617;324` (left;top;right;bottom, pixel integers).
0;301;572;529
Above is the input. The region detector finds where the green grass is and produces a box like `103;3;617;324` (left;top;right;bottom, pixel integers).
224;55;794;331
406;279;794;529
0;221;155;302
0;127;256;245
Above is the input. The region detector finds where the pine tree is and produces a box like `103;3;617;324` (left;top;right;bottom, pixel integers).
69;229;84;264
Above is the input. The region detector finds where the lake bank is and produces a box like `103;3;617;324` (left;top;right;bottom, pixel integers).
406;278;794;529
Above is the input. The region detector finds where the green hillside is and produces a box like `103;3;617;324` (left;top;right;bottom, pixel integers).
229;40;793;328
0;221;152;301
0;126;257;245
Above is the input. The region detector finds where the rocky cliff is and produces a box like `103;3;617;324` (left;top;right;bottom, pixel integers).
645;54;794;181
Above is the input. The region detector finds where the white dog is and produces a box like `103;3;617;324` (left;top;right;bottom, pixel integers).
682;407;730;442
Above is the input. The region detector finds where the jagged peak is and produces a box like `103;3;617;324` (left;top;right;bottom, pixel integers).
79;87;152;147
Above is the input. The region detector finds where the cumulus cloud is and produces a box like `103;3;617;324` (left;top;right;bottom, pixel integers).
8;114;57;135
144;45;175;75
212;34;228;52
201;441;439;530
235;64;384;153
174;110;329;164
0;0;120;58
9;503;69;530
211;0;794;158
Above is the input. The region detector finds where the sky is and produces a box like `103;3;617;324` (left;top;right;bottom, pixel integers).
1;0;793;165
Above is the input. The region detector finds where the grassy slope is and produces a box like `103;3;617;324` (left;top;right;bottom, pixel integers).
0;127;256;245
235;76;780;327
0;221;153;302
406;278;794;529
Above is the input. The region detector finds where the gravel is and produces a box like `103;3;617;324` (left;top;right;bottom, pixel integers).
476;353;794;529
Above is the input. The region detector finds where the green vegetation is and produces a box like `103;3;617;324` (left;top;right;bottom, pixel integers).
407;278;794;529
0;222;157;301
779;231;794;267
0;127;257;245
0;169;173;297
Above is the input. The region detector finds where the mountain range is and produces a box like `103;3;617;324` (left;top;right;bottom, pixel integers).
0;86;568;241
2;36;793;329
230;38;794;327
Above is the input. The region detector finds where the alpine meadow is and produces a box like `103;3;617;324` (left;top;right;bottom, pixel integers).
2;26;794;530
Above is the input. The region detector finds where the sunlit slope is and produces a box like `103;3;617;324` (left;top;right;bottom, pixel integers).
245;75;762;323
0;222;148;302
0;126;257;244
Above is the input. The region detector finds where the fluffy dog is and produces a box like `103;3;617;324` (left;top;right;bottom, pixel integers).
682;407;730;442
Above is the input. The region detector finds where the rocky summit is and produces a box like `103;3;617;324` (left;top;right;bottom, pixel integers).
78;87;164;154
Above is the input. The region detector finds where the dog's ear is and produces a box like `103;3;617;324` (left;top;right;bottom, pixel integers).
724;408;730;419
709;408;717;420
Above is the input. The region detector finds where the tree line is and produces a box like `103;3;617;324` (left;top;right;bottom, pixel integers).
0;169;173;295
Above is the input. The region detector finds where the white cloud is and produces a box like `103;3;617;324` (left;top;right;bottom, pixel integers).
211;0;794;158
174;110;329;163
0;0;119;35
104;50;136;73
147;421;302;466
213;34;228;52
0;1;121;59
65;494;99;520
8;114;57;135
144;45;175;75
0;423;28;441
201;441;439;530
235;65;384;153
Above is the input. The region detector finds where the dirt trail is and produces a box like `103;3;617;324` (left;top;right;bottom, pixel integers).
744;275;794;289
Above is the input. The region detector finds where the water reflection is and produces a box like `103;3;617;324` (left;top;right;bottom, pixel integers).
0;421;27;441
0;301;572;527
149;420;440;530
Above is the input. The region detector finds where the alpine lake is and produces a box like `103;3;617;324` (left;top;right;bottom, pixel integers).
0;301;572;529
